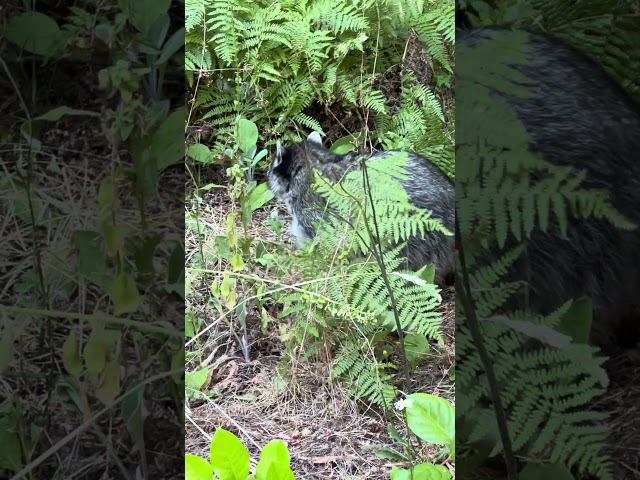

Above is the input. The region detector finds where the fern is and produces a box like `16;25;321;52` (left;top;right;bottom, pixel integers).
273;154;446;407
206;0;244;64
455;25;632;479
464;0;640;102
185;0;205;32
375;72;454;179
187;0;455;160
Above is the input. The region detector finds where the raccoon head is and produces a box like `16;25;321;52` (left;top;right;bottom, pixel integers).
267;132;325;246
267;131;322;201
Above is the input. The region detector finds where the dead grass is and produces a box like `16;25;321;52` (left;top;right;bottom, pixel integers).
0;142;184;479
0;15;184;475
596;355;640;479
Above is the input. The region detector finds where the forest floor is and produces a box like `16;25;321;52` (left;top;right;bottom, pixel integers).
0;3;184;478
184;181;456;480
183;173;640;480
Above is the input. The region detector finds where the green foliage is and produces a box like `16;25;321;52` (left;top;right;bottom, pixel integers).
389;393;455;479
463;0;640;103
404;393;455;449
1;1;184;476
188;117;277;377
186;1;456;475
5;11;69;57
0;398;43;474
185;428;295;480
273;153;448;407
186;0;455;161
376;72;454;179
455;20;632;480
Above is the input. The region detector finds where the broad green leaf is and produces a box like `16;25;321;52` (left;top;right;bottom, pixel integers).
146;13;169;49
84;328;108;374
187;143;214;164
122;387;145;453
95;359;121;406
134;234;163;275
5;12;64;56
34;106;100;122
237;118;258;153
373;447;407;461
185;454;214;480
224;288;237;309
0;423;22;472
263;461;295;480
406;393;454;445
255;440;292;480
184;307;196;338
121;0;171;35
488;315;572;348
556;297;592;345
418;264;436;284
404;334;430;367
101;223;121;257
153;108;185;170
230;253;244;271
94;23;114;45
247;182;275;212
170;349;185;384
166;242;185;285
390;463;451;480
217;235;231;258
130;135;158;200
210;428;250;480
62;330;82;376
54;376;90;418
110;272;141;314
185;368;209;396
220;276;232;296
98;178;115;217
330;134;360;154
157;27;185;65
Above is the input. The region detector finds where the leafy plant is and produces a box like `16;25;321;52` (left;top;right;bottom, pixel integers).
186;0;455;162
454;15;634;479
185;428;295;480
379;393;455;480
187;117;278;377
271;151;449;407
1;1;184;477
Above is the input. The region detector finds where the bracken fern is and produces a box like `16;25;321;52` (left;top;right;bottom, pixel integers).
273;153;446;407
455;8;639;477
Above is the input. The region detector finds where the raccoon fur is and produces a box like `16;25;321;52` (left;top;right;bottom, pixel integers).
458;27;640;349
267;132;455;284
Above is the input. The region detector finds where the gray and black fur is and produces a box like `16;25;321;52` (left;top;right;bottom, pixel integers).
459;28;640;349
267;132;455;285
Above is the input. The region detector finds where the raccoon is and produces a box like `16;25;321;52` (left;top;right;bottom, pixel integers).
458;27;640;349
267;131;455;284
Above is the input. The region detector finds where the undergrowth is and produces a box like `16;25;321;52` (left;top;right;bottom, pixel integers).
185;0;456;477
455;1;640;478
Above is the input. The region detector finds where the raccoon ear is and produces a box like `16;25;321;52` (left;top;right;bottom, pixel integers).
307;131;322;145
273;141;283;167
